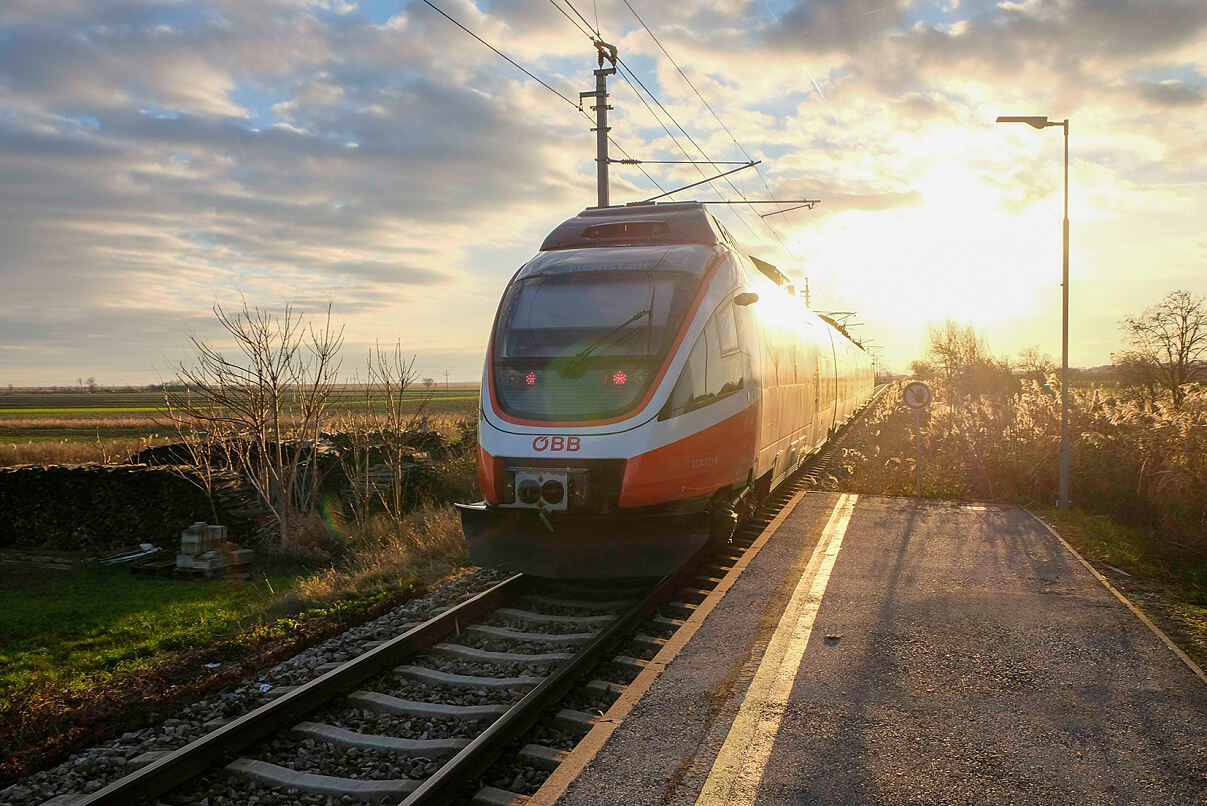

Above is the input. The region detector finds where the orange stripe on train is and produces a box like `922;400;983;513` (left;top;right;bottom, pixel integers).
620;405;758;508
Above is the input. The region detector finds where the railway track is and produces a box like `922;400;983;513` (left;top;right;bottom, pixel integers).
66;387;889;806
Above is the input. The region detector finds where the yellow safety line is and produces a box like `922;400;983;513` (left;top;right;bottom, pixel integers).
528;486;816;806
694;493;857;806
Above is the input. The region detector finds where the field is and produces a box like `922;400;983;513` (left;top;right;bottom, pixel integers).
0;501;470;782
0;386;480;465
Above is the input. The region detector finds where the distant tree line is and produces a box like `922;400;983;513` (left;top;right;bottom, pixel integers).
908;289;1206;409
901;288;1207;553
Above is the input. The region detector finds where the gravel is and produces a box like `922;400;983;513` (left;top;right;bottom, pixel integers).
449;630;588;656
161;769;398;806
410;654;556;679
482;613;603;635
253;735;436;781
313;705;474;741
0;568;507;806
485;757;551;796
378;678;526;707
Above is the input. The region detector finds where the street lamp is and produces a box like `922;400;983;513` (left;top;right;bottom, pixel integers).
996;114;1070;509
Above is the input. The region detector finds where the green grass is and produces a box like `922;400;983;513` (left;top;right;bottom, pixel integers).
1040;508;1207;590
1035;508;1207;669
0;565;301;701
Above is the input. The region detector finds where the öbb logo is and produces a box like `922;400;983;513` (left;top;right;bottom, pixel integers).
532;435;580;452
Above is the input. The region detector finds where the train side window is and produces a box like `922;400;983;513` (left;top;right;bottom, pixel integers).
715;300;739;355
660;302;745;420
708;316;743;398
662;327;710;418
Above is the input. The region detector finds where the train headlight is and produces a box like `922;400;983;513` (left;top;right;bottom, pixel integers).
518;479;541;504
541;479;565;504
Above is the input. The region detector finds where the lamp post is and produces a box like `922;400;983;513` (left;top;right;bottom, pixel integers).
996;114;1070;509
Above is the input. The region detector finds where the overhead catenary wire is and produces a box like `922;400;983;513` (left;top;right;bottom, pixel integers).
545;2;743;214
547;3;764;238
419;0;666;196
419;0;580;110
553;0;800;246
619;0;802;255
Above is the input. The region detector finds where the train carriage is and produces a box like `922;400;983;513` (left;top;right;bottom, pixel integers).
458;202;874;577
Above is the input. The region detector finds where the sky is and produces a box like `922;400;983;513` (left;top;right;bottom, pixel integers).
1;0;1205;386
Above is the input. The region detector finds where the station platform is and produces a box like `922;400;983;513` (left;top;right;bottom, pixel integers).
535;493;1207;806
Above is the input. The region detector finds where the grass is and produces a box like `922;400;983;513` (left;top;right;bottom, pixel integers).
1036;508;1207;670
0;565;302;699
0;394;480;463
0;504;471;782
0;437;158;466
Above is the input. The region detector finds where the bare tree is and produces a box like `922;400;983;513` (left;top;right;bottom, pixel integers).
925;320;991;383
1117;290;1207;408
1111;350;1161;409
338;342;434;537
162;300;344;548
1015;346;1056;383
423;377;436;390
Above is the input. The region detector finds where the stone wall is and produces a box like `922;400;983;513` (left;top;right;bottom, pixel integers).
0;465;267;553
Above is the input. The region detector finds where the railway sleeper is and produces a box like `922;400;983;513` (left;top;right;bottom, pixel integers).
584;679;626;702
346;691;509;722
465;624;596;646
471;785;530;806
662;601;696;620
396;665;544;691
629;633;668;655
225;758;419;802
518;743;570;771
520;593;635;612
608;655;648;679
552;708;598;733
428;642;575;665
291;721;470;757
494;608;615;627
651;614;685;632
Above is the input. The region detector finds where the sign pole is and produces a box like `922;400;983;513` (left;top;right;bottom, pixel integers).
914;407;922;500
901;381;932;501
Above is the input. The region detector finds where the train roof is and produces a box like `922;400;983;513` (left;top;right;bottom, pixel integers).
539;200;808;300
540;202;734;252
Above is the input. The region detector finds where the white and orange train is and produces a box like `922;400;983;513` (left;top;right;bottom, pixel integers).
457;202;874;577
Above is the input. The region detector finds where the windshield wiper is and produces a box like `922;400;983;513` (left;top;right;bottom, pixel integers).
558;308;651;378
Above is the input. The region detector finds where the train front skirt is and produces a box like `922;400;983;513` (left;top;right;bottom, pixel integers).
456;502;710;579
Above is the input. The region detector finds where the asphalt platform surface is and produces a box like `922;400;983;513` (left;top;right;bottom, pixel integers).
552;494;1207;806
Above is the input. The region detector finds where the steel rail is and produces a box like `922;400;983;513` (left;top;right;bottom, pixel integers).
399;567;692;805
73;574;528;806
400;385;889;804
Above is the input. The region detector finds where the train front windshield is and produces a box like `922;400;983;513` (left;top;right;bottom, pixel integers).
492;244;715;421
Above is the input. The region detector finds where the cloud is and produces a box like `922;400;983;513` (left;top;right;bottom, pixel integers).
1132;78;1205;107
0;0;1205;382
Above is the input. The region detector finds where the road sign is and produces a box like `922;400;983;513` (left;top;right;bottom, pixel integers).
902;381;932;409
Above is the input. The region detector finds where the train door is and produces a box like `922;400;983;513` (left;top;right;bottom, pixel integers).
811;358;820;450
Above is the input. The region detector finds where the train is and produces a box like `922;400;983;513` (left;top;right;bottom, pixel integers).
457;201;875;577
